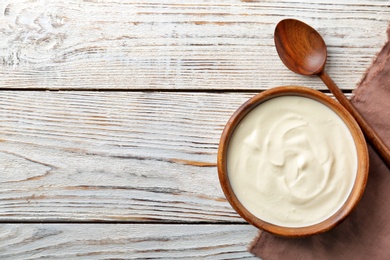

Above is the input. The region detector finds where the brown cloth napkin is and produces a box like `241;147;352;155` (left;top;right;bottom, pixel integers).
250;24;390;259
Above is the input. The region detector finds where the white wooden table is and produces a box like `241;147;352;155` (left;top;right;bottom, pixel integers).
0;1;389;258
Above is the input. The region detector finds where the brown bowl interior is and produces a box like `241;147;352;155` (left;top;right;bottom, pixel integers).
217;86;369;237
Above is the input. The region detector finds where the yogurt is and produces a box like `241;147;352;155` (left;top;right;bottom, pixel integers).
227;95;357;228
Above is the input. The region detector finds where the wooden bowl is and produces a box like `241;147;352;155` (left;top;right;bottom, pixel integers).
217;86;369;237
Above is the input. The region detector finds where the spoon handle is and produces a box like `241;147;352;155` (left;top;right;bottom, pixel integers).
319;71;390;169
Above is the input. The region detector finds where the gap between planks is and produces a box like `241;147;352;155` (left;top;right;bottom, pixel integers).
0;220;250;225
0;87;347;94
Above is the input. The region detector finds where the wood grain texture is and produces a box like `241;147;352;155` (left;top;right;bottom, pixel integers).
0;224;258;259
0;91;251;222
0;0;388;90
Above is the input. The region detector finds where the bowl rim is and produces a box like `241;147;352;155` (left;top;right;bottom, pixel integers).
217;86;369;237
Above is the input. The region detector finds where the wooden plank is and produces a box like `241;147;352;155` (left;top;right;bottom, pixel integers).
0;91;249;222
0;1;388;90
0;224;258;259
0;91;352;222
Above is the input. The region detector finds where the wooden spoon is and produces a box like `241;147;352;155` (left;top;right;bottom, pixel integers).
274;18;390;169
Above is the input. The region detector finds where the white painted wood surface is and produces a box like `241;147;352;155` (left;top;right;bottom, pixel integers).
0;0;389;258
0;224;258;259
0;91;252;222
0;0;389;90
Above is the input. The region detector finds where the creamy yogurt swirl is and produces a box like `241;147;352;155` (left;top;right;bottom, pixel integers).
227;95;357;227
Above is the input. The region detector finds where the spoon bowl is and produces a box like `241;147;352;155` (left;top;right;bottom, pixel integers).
274;19;327;75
